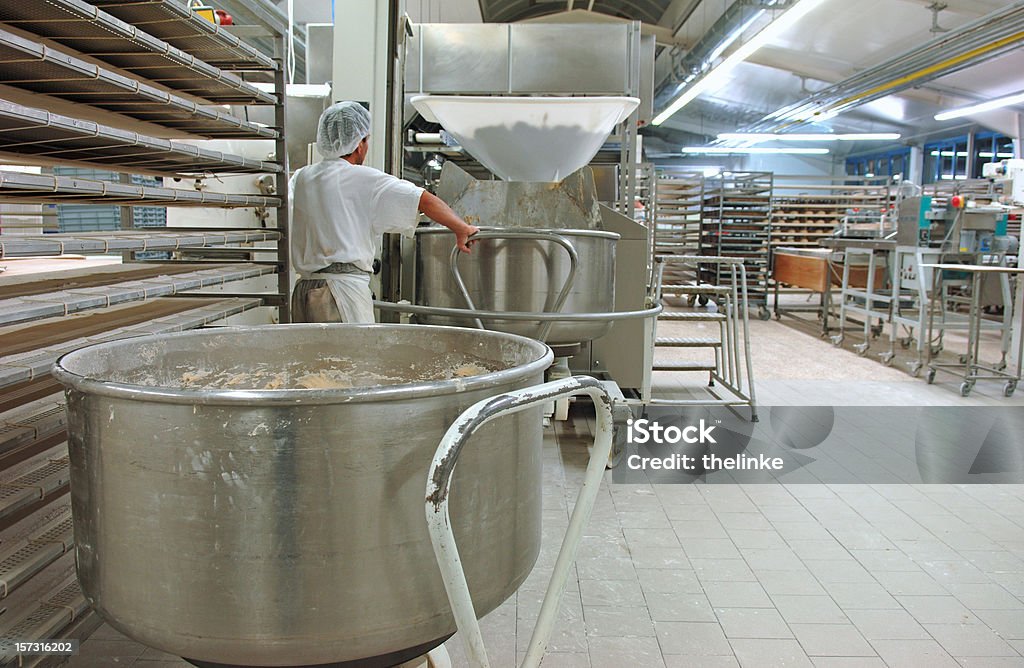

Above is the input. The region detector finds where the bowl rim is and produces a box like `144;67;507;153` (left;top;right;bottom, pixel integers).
51;323;554;406
415;226;620;241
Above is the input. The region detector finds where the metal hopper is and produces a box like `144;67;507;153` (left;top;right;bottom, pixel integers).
410;95;639;182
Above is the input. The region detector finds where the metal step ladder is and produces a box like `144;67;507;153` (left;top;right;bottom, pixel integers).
646;255;759;421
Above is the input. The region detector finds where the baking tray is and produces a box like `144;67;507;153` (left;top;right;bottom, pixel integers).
0;28;275;138
0;99;281;175
0;0;275;105
0;263;274;326
0;170;280;207
87;0;276;70
0;229;280;258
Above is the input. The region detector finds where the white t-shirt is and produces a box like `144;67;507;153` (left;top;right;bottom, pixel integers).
290;159;424;276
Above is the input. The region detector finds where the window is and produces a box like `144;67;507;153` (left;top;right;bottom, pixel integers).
845;148;911;180
973;132;1015;178
924;132;1015;184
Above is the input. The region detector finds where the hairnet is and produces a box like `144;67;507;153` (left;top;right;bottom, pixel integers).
316;101;371;159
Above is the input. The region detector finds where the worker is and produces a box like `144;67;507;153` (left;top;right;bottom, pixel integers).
290;101;478;323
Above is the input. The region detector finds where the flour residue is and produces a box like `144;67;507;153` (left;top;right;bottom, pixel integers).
108;352;502;390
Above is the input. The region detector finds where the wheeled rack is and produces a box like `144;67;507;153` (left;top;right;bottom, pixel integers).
699;171;773;320
923;263;1024;397
0;0;290;659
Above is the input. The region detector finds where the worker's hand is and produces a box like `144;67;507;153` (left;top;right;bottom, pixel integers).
456;224;480;253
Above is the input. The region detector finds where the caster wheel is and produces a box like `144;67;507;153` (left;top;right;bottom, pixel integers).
900;338;912;349
758;307;771;321
1004;381;1017;398
871;325;883;339
853;343;870;356
931;347;943;357
959;382;973;397
831;335;844;347
926;369;936;384
880;353;895;367
698;295;709;306
774;312;782;321
997;361;1008;372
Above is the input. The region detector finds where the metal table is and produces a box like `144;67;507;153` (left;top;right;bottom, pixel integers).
922;263;1024;397
822;239;895;356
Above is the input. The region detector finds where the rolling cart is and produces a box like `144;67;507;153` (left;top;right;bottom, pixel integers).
923;263;1023;397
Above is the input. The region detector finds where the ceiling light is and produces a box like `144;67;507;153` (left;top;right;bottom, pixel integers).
717;132;901;142
705;11;765;64
682;146;830;155
935;91;1024;121
652;0;831;126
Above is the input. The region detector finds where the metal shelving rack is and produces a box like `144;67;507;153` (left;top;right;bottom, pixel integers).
0;1;274;105
924;178;1000;201
768;176;894;326
0;0;289;660
770;175;893;250
699;171;773;318
653;170;704;296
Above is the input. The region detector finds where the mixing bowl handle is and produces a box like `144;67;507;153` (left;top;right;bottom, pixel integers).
425;375;614;668
448;230;580;342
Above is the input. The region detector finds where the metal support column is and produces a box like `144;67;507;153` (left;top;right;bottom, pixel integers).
274;48;291;323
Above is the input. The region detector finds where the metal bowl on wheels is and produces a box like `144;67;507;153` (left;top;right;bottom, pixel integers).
52;324;553;668
414;227;618;346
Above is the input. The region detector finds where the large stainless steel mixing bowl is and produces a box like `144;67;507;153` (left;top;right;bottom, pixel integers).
414;227;618;346
52;324;553;667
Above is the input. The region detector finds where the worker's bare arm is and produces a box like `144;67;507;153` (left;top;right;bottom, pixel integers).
419;191;479;253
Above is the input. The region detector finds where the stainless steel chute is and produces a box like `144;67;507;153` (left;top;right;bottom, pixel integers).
52;324;552;667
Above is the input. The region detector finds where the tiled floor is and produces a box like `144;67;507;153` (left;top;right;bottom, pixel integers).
66;317;1024;667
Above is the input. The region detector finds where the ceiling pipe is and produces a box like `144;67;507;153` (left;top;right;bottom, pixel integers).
739;1;1024;133
654;0;787;111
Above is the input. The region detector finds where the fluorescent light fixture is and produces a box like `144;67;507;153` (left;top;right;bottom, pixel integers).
682;146;830;155
717;132;901;142
652;0;830;125
706;10;766;63
935;91;1024;121
865;172;875;178
979;152;1015;158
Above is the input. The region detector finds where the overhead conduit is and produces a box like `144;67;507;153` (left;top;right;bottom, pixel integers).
655;0;783;112
742;1;1024;132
